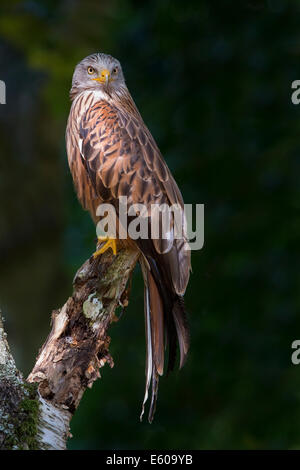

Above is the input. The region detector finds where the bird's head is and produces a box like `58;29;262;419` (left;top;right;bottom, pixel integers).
70;53;126;99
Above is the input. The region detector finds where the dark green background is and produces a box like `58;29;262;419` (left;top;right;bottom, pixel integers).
0;0;299;449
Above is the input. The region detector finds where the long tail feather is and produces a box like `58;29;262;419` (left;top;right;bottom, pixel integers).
140;279;153;422
173;296;190;368
148;272;164;375
139;257;190;422
148;366;159;423
140;259;164;422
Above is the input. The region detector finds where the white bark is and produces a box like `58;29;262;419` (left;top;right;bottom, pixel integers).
36;396;71;450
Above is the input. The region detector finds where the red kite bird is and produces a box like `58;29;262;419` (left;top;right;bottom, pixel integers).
66;53;191;422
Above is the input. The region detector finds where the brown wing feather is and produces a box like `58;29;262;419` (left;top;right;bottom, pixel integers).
77;100;190;294
66;94;103;222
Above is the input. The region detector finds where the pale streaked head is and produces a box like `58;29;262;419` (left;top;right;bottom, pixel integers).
70;53;126;99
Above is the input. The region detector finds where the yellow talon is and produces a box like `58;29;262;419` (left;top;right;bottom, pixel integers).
93;237;117;258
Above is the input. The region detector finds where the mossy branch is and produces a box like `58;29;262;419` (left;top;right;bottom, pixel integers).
0;315;39;449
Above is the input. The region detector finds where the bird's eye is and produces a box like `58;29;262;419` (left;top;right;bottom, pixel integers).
87;66;95;75
112;67;118;75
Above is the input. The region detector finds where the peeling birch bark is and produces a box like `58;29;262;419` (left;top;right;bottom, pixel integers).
0;246;139;450
36;397;71;450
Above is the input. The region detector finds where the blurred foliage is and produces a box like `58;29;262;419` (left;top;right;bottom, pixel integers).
0;0;300;450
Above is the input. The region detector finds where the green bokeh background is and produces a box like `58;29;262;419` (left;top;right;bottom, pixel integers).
0;0;299;449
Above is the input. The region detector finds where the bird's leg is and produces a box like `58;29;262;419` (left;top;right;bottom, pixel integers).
93;236;117;258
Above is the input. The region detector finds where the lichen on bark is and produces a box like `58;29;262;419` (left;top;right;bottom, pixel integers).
0;315;39;450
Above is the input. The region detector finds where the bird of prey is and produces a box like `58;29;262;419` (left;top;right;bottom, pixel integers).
66;53;191;422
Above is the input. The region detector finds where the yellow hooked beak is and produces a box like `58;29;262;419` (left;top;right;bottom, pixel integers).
92;69;111;84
